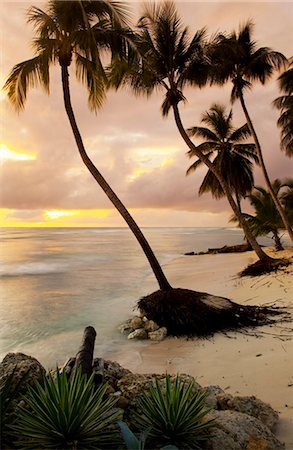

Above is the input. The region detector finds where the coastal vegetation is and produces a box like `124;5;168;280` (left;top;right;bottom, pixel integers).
273;58;293;157
4;0;292;337
10;368;121;449
208;22;293;242
239;178;293;251
186;103;258;212
118;1;289;267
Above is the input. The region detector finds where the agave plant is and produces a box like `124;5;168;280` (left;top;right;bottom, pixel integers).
11;368;121;449
134;374;214;449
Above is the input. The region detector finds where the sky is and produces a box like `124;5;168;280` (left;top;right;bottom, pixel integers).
1;1;292;228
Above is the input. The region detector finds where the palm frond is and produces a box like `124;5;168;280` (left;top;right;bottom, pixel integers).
186;154;212;176
75;53;107;111
229;123;251;142
4;55;50;110
187;126;219;142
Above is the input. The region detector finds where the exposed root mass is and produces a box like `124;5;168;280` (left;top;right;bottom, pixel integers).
138;288;289;337
240;258;290;277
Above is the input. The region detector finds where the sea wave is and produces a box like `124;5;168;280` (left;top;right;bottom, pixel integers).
0;262;66;277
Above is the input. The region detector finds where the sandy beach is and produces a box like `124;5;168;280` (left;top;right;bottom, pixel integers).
104;248;293;448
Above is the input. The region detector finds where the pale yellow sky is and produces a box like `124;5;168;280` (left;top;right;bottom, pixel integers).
1;1;292;227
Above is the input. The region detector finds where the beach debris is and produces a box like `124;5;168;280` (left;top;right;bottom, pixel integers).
137;288;290;338
184;243;253;256
72;325;96;379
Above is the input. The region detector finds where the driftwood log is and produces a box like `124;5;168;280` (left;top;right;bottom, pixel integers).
62;327;106;384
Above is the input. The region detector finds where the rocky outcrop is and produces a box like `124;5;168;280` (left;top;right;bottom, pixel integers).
216;393;279;431
204;410;284;450
0;352;45;395
0;352;285;450
0;353;46;449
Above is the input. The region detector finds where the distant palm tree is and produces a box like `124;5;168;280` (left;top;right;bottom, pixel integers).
243;179;293;251
4;0;171;291
121;2;273;264
210;22;293;242
273;59;293;157
186;104;258;211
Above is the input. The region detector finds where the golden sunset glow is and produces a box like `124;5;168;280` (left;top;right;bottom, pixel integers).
0;209;116;227
45;210;76;220
0;144;36;162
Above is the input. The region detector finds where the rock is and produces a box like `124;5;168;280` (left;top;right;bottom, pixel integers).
116;395;130;409
148;327;167;341
103;360;131;391
217;394;279;431
144;319;159;332
204;410;285;450
0;353;46;396
130;316;143;330
127;328;148;340
117;373;201;403
118;319;133;334
0;353;46;448
202;384;225;409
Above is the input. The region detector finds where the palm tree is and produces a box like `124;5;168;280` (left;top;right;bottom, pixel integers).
210;22;293;242
243;179;293;251
4;0;171;291
186;104;258;212
273;59;293;157
122;1;274;265
5;1;286;336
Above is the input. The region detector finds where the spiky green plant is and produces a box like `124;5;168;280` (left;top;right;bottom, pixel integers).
134;374;214;449
10;368;121;449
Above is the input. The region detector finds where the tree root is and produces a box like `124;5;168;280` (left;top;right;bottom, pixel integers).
138;288;290;337
239;258;290;277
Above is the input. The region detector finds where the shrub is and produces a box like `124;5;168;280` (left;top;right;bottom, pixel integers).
134;374;214;449
10;368;121;449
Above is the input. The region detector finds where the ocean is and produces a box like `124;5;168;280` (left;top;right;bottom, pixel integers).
0;227;286;368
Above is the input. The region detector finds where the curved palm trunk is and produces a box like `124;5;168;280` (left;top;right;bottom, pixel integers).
173;103;273;263
239;91;293;243
272;230;284;251
61;65;172;291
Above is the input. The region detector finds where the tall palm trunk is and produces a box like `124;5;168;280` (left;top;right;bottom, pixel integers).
239;91;293;243
173;103;273;263
61;64;172;291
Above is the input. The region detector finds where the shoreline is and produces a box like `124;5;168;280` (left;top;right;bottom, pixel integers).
103;247;293;447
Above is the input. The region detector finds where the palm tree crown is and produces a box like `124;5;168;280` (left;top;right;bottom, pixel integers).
186;104;258;206
273;59;293;157
243;179;293;251
4;0;129;111
118;1;209;116
208;21;293;242
210;21;286;101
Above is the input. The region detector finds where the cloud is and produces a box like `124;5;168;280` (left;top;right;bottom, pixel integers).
1;1;292;227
